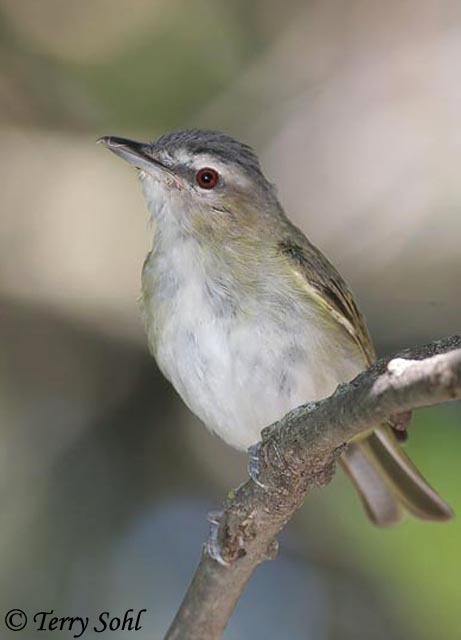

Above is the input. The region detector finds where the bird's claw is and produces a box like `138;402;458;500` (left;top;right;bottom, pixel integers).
248;442;267;489
206;510;230;566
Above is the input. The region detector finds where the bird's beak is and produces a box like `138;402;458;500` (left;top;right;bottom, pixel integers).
97;136;171;174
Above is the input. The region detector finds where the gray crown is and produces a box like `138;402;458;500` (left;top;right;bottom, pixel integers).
151;129;266;180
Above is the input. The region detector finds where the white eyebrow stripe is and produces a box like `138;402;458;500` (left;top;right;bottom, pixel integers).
173;149;223;169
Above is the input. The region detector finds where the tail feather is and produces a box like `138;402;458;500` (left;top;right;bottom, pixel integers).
341;426;453;526
341;442;402;526
366;427;453;521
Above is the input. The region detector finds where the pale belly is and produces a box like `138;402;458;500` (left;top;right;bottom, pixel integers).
143;266;364;451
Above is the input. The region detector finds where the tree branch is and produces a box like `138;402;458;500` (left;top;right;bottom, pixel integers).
165;336;461;640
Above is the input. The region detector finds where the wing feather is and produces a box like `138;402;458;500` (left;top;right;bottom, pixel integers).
277;231;375;365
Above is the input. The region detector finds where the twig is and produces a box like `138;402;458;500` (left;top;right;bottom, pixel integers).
165;336;461;640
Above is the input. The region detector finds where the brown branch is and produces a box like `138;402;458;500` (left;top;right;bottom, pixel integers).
165;336;461;640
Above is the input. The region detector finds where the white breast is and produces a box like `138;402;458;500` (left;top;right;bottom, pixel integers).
141;236;364;451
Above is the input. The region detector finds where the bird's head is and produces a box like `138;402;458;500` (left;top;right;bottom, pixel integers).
98;129;282;242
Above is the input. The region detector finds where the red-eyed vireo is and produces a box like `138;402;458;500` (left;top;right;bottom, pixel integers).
98;129;452;526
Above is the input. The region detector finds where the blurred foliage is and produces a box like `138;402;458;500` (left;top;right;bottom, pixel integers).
68;3;260;132
328;404;461;640
0;0;289;132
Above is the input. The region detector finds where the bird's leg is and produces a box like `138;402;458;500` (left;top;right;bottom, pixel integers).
206;510;230;566
247;442;267;489
207;442;270;565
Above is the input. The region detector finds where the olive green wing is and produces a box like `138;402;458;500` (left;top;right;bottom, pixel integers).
277;232;375;365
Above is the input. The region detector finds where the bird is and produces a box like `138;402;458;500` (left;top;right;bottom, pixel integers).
98;129;452;526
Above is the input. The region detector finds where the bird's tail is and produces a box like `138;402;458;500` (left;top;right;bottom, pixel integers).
340;425;453;526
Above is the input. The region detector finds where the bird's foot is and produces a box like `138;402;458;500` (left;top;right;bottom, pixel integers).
206;510;230;566
247;442;267;489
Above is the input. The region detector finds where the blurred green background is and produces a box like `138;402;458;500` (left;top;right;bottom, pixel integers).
0;1;460;638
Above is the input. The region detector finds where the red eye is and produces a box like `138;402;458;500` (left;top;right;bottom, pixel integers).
196;167;219;189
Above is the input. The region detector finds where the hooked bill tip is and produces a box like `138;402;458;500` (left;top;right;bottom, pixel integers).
96;136;116;147
96;135;144;151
